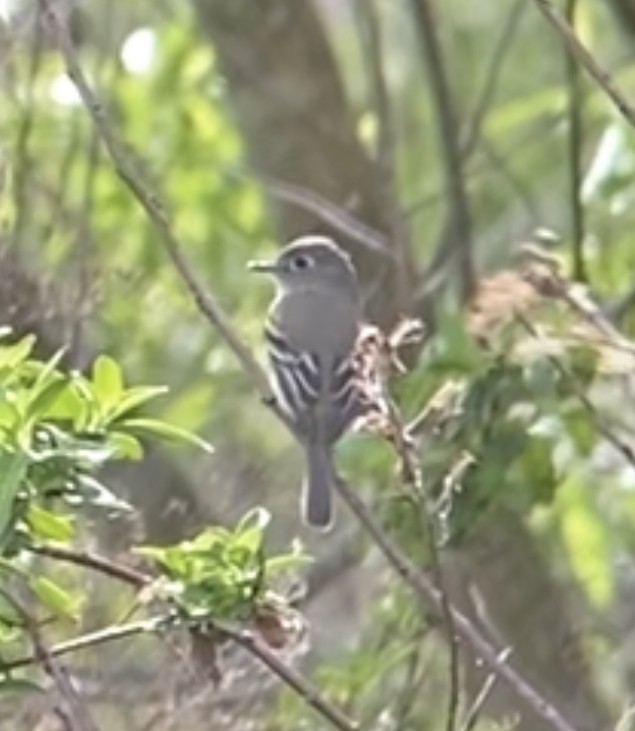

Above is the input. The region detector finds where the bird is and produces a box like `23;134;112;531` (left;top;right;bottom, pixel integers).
249;235;364;529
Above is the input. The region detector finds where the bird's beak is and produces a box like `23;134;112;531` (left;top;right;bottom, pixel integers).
247;258;278;273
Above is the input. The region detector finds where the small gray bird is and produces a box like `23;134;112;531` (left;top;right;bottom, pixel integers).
249;236;364;529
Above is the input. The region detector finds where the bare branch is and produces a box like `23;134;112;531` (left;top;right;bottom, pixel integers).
410;0;475;302
221;624;359;731
460;0;526;159
27;543;150;589
1;589;100;731
515;310;635;469
564;0;587;282
2;616;165;673
458;648;511;731
333;476;579;731
247;170;392;257
532;0;635;129
356;0;416;310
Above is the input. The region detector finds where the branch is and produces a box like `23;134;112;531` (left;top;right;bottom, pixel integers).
458;648;511;731
357;0;416;310
460;0;525;159
333;477;579;731
605;280;635;323
1;616;165;673
27;543;150;589
1;588;99;731
564;0;587;283
532;0;635;129
221;624;359;731
410;0;475;302
515;310;635;469
246;170;392;257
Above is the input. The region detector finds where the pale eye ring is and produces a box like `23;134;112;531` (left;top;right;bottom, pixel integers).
290;254;313;271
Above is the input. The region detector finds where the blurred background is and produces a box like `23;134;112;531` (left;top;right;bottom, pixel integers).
3;0;635;729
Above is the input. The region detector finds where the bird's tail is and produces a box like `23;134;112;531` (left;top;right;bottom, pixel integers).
303;442;336;530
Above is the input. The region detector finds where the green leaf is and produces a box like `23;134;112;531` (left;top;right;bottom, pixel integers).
119;417;214;453
0;335;36;370
265;552;313;578
30;576;80;620
91;355;124;407
25;375;69;422
67;374;98;430
40;382;87;423
109;431;144;460
31;348;67;393
0;449;28;552
109;385;169;420
25;505;75;543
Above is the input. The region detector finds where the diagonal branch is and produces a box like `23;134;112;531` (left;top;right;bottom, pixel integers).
532;0;635;129
221;624;359;731
1;616;166;673
1;588;101;731
333;477;579;731
27;543;149;588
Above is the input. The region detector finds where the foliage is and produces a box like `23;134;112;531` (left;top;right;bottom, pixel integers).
137;507;308;622
0;331;214;687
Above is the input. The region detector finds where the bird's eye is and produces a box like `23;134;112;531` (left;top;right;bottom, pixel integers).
290;254;313;271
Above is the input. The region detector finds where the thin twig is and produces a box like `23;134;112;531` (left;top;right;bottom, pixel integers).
414;0;525;303
26;543;150;589
356;0;415;310
417;482;460;731
221;624;359;731
333;476;579;731
514;311;635;468
68;128;100;368
460;0;525;159
1;616;166;672
458;648;511;731
564;0;586;282
0;588;100;731
605;280;635;323
532;0;635;129
248;171;392;258
410;0;475;302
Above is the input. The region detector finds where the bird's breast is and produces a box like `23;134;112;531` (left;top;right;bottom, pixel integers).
272;290;359;356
